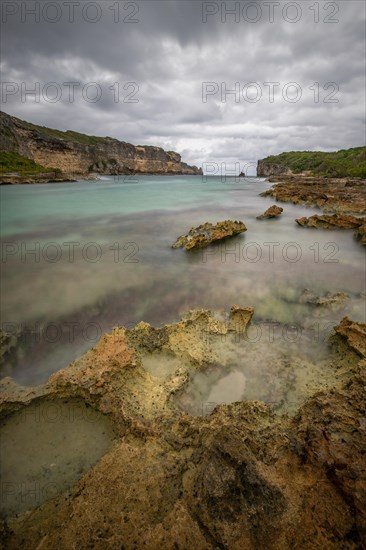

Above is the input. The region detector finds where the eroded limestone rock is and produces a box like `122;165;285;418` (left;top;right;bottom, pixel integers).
172;220;247;250
299;289;349;308
256;205;283;220
260;177;366;214
0;309;365;549
296;213;365;229
334;316;366;357
354;223;366;245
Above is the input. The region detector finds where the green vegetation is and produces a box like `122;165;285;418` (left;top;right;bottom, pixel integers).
0;152;56;175
21;119;115;146
263;147;366;177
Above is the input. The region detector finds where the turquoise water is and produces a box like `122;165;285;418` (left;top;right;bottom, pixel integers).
1;176;365;385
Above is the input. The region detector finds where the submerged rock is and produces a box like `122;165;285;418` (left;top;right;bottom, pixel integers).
354;222;366;245
299;289;349;308
0;308;365;548
172;220;247;250
295;214;366;246
295;213;365;229
256;204;283;220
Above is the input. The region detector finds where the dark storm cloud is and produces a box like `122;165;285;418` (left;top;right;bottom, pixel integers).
1;0;365;169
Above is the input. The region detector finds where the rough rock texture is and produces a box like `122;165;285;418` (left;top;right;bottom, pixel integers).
354;223;366;245
335;316;366;357
299;289;350;308
295;214;366;245
0;111;202;181
256;205;283;220
172;220;247;250
0;329;18;372
0;172;78;184
257;160;293;177
0;309;365;549
295;214;365;230
260;176;366;214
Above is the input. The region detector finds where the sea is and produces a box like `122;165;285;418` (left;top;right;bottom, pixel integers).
1;175;365;387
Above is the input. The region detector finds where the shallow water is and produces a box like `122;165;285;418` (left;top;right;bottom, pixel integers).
0;399;116;517
1;176;365;386
174;321;357;417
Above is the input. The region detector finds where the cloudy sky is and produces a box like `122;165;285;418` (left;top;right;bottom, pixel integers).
2;0;365;171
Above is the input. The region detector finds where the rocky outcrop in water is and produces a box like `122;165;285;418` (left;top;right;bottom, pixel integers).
299;289;349;308
295;214;366;245
295;214;365;229
0;111;202;182
0;172;78;184
0;308;365;548
354;223;366;245
256;205;283;220
260;176;366;214
172;220;247;250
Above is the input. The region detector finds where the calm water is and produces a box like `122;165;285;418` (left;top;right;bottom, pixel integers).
1;176;365;385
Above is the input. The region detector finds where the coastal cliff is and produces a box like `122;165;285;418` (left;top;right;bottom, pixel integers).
0;111;202;182
257;147;366;178
257;159;293;177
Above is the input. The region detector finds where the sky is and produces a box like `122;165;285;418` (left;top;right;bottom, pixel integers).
1;0;365;172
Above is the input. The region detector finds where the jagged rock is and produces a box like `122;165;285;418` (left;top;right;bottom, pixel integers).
1;310;366;548
256;205;283;220
0;329;18;362
260;176;366;214
0;173;77;184
228;305;254;332
334;316;366;357
354;223;366;245
296;213;365;229
257;160;293;177
299;289;349;307
172;220;247;250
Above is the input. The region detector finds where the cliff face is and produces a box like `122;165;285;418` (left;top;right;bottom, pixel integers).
0;112;202;178
257;159;293;177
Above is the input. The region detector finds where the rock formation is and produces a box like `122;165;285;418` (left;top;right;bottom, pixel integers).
299;289;349;308
257;160;293;177
260;177;366;214
0;111;202;182
295;214;366;245
354;223;366;245
295;213;365;229
256;205;283;220
0;308;365;548
172;220;247;250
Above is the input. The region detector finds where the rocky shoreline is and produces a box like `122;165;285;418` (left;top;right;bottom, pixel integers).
0;308;365;548
260;175;366;245
0;172;79;185
260;176;366;214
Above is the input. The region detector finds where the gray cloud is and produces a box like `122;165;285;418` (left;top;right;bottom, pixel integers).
1;0;365;169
